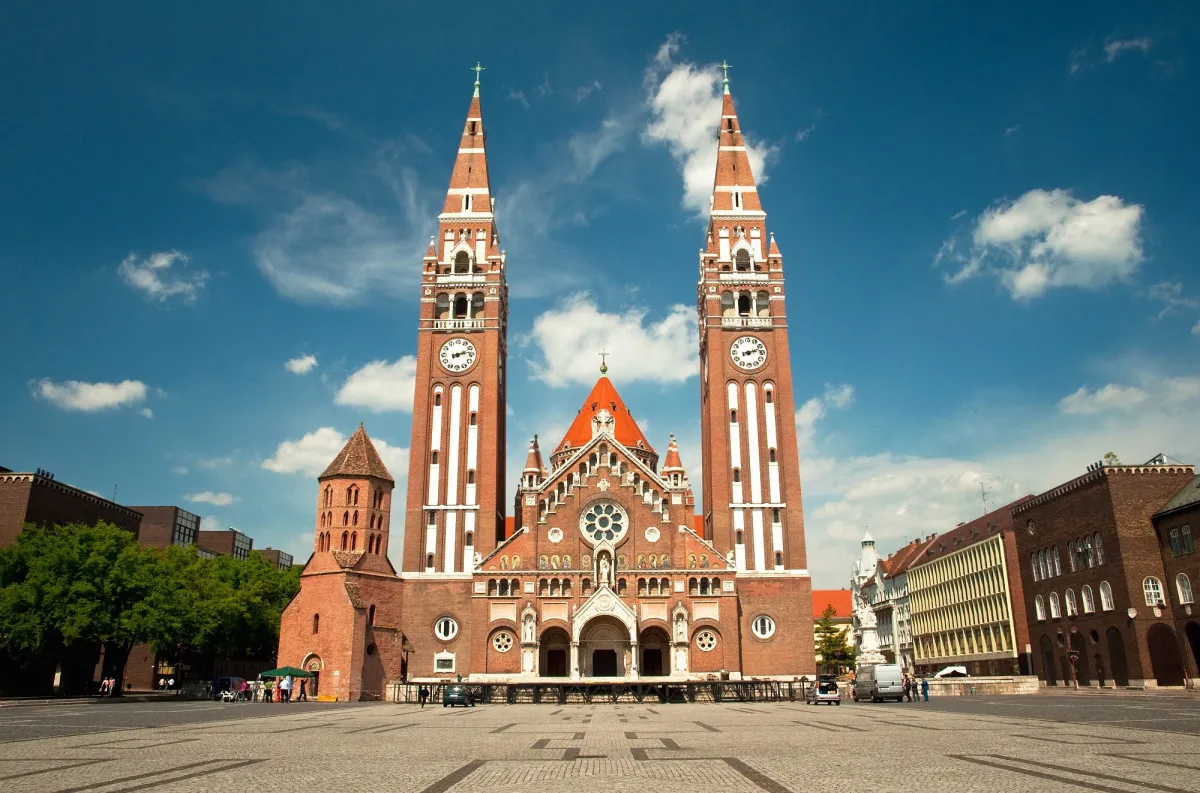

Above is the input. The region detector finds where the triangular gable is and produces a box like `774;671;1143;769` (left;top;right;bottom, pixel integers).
539;429;671;497
678;524;734;570
478;526;531;571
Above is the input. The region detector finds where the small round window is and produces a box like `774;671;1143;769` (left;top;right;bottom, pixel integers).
581;501;627;545
492;632;513;653
696;630;718;652
434;616;459;641
751;615;776;639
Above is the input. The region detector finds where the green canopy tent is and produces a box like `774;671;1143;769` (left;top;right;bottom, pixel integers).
258;666;313;679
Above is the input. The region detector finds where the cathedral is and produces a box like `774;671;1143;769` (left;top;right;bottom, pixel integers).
276;68;816;700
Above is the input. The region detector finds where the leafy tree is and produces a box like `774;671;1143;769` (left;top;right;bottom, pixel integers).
814;604;854;674
1103;452;1121;465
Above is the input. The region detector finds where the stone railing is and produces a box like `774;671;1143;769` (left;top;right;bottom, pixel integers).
433;318;484;330
720;316;772;329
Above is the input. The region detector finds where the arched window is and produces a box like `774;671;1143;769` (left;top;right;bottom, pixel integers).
1099;580;1114;611
1177;573;1193;605
471;292;484;316
689;578;699;595
1067;541;1077;572
352;510;358;526
454;250;470;273
1034;595;1046;621
342;511;349;527
350;532;357;551
341;531;349;550
774;551;783;567
467;470;475;484
431;450;439;465
498;579;509;597
1052;547;1062;577
700;578;710;595
720;291;735;317
638;578;647;596
769;448;777;463
1049;592;1061;619
465;531;473;547
1065;588;1078;616
772;508;781;524
1093;533;1104;565
736;293;751;316
323;486;332;508
368;605;375;626
320;513;326;529
435;293;450;319
764;389;773;404
1143;576;1164;607
426;553;434;569
489;579;498;596
732;468;741;483
1031;553;1040;582
756;290;770;316
434;392;442;407
736;530;743;544
735;249;751;271
313;613;320;634
730;409;737;423
617;578;627;595
1081;585;1095;613
454;294;468;319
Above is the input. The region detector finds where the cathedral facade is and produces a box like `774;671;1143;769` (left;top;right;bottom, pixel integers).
276;70;816;700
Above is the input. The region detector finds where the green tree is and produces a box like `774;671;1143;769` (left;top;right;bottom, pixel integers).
1103;452;1121;465
814;604;854;674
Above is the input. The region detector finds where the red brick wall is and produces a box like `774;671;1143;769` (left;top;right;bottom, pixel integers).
135;506;177;549
0;475;142;548
737;575;815;677
1153;502;1200;678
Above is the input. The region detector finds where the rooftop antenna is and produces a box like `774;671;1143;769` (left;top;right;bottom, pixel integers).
979;481;990;516
112;484;118;503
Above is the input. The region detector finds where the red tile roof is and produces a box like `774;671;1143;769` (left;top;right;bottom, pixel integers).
555;376;654;455
812;589;853;620
917;496;1035;564
319;424;394;481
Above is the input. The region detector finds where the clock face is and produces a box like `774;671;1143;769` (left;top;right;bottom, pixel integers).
730;336;767;371
439;338;478;373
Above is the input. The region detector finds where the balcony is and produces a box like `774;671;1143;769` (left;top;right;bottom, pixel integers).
721;316;772;329
433;318;485;330
436;273;488;284
718;271;769;282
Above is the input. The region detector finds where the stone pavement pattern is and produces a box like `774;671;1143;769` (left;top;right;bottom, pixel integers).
1;696;1199;792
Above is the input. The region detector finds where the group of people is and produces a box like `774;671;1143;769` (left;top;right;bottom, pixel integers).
232;676;307;702
902;674;929;702
96;677;122;696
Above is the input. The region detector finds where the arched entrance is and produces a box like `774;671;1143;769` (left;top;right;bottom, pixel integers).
1187;621;1200;677
302;654;323;698
539;627;570;677
1039;635;1057;685
1094;654;1106;687
1071;633;1092;686
579;616;631;678
1106;627;1129;687
1147;623;1185;687
639;627;670;677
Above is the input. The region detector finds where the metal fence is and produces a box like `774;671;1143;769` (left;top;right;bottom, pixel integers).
390;679;818;705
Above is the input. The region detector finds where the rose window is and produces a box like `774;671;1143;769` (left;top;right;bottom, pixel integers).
492;632;514;653
581;501;627;545
696;630;717;652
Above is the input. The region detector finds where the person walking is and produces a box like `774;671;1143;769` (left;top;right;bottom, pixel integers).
297;678;308;702
281;675;293;703
418;686;429;708
902;676;912;702
921;676;930;702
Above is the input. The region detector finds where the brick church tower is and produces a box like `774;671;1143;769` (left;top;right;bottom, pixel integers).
401;69;509;575
696;70;813;672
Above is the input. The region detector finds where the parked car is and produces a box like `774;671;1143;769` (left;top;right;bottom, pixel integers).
805;680;841;705
851;663;904;702
443;685;475;707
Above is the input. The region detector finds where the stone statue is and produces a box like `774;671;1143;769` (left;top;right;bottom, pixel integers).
674;613;687;643
473;551;482;567
599;554;610;586
522;613;535;643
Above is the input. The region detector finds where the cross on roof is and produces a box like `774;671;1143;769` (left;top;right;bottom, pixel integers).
471;61;486;85
718;59;733;84
599;348;609;374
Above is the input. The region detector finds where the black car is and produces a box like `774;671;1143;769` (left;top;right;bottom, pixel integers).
443;684;475;707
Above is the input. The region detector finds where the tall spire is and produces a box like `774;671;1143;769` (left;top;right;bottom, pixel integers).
439;67;494;221
707;77;764;220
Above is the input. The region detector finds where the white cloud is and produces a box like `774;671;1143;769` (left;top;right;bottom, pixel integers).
202;140;431;305
262;426;408;478
1148;282;1198;321
523;293;697;387
1193;320;1200;335
140;407;153;419
199;515;224;532
118;250;209;304
575;80;603;102
1004;124;1021;136
285;354;318;375
643;34;776;215
936;188;1145;299
1058;383;1148;415
31;378;149;412
334;356;417;413
795;384;855;454
794;123;817;142
198;455;233;470
1105;37;1153;62
798;369;1200;587
508;89;530;109
171;466;188;475
185;491;240;507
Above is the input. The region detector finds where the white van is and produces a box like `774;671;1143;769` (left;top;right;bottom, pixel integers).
852;663;905;702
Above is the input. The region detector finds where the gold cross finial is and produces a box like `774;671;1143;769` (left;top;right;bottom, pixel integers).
599;348;609;375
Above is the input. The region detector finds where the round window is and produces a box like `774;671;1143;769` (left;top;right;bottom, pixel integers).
1089;629;1100;645
434;616;459;641
492;632;514;653
1026;519;1035;535
751;615;776;639
696;630;718;652
581;501;628;545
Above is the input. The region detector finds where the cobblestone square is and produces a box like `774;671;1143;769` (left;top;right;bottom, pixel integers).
1;695;1198;792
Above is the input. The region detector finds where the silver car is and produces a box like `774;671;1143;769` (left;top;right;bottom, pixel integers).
805;680;841;705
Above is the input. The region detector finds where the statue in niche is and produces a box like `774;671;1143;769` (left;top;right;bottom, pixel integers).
675;612;687;643
473;551;482;567
599;553;611;587
624;649;632;671
522;612;536;643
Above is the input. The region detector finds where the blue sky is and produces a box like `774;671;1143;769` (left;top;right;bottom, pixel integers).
2;3;1198;587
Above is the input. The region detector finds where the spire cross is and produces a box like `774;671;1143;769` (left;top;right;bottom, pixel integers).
471;61;486;86
599;348;609;374
718;59;732;86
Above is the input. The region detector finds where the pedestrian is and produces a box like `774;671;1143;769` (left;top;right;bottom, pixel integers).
240;680;250;702
902;676;912;702
921;676;929;702
281;674;293;703
418;686;428;708
297;678;308;702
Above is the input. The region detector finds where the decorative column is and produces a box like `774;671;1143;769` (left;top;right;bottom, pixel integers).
630;639;639;681
570;641;581;680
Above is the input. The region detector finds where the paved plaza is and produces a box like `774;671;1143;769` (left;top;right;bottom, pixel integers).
1;694;1199;792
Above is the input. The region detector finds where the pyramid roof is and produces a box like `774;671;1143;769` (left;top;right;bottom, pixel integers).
319;424;394;482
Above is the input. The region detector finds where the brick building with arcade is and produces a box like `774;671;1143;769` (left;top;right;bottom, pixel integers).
276;69;816;700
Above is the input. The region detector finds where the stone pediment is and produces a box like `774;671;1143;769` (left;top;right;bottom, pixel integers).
572;587;637;642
